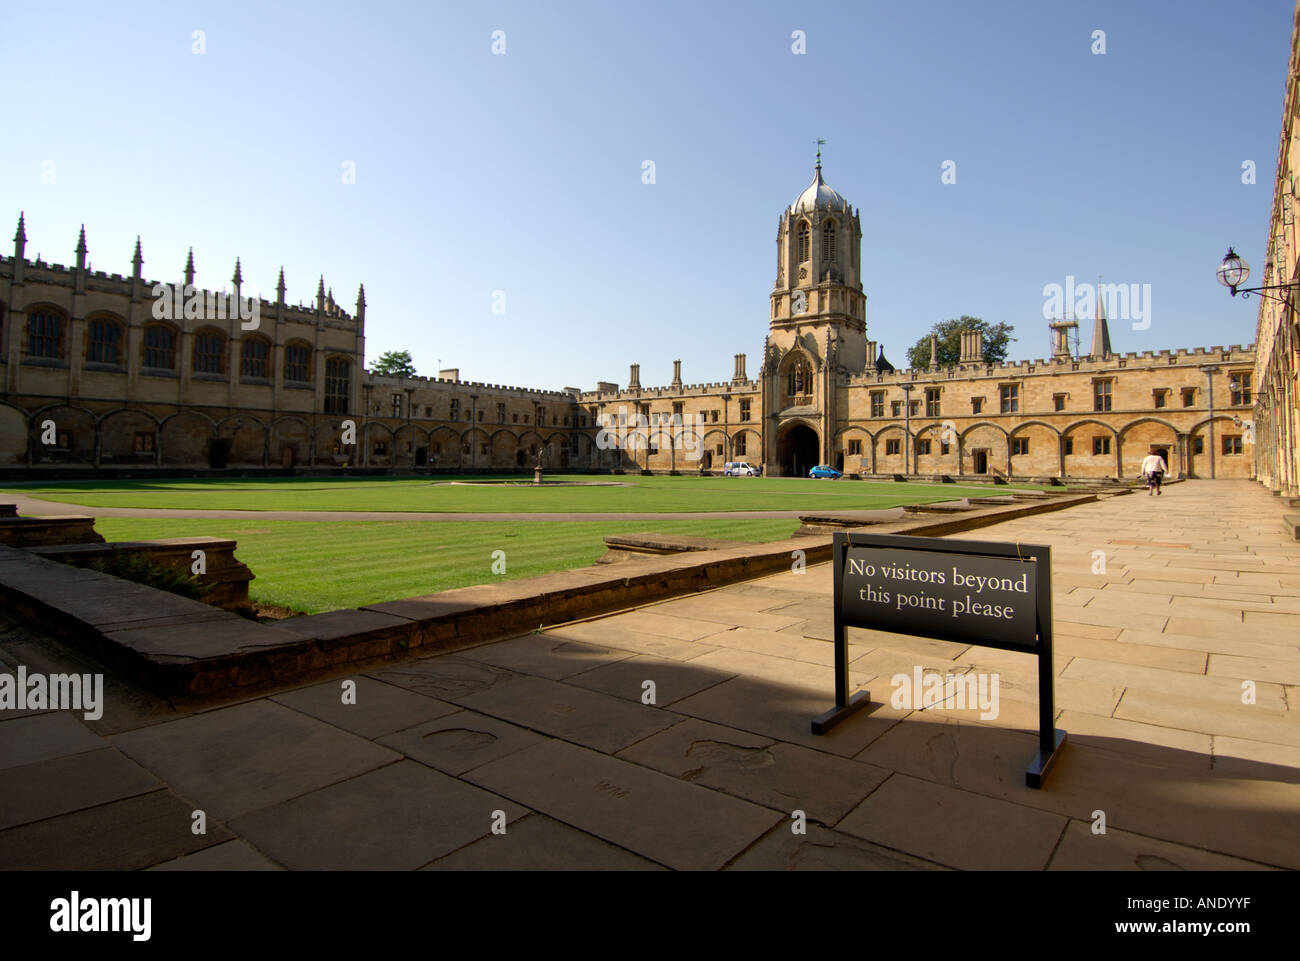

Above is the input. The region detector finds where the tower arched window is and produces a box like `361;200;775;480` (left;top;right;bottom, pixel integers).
787;357;812;397
796;221;810;262
822;221;836;263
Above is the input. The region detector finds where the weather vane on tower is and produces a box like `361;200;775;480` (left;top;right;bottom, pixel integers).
816;138;825;168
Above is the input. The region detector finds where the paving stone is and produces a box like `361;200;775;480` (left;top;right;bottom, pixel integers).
377;710;545;775
545;621;718;660
465;738;781;870
668;668;901;759
1114;689;1300;747
110;699;401;820
452;672;679;753
0;712;105;770
646;595;805;632
617;717;889;825
0;789;231;870
147;839;282;870
837;773;1066;870
459;634;634;679
696;626;839;667
1211;736;1300;782
0;747;161;830
726;822;945;870
1048;820;1276;870
855;715;1300;869
1055;710;1212;767
230;760;529;870
271;675;459;738
564;653;736;706
425;813;662;870
1063;657;1288;709
1207;653;1300;687
593;610;734;642
368;654;518;700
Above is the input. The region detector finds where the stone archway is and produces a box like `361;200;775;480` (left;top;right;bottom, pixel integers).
778;423;819;477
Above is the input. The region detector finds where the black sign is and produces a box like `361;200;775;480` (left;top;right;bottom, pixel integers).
842;544;1037;648
812;531;1067;788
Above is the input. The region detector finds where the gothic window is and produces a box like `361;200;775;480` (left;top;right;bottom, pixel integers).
284;343;311;382
796;221;810;262
193;329;225;374
822;221;836;262
143;324;177;370
787;358;812;397
324;357;350;414
86;317;122;365
241;337;270;379
26;311;64;359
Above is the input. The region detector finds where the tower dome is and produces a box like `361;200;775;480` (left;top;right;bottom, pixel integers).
790;163;850;215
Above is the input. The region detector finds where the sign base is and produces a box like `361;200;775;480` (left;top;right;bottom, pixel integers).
1025;729;1068;789
810;690;871;735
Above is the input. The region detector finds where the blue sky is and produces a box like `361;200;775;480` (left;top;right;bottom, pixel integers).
1;0;1292;389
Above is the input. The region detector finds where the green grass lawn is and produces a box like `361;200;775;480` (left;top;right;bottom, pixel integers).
93;517;800;614
7;473;1047;514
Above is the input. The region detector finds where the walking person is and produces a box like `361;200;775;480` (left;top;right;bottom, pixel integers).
1141;450;1168;496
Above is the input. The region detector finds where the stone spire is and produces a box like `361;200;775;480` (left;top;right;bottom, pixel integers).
14;212;26;250
276;267;286;304
1090;283;1112;359
75;225;87;270
316;275;326;312
232;257;243;288
131;237;143;277
355;283;366;322
184;247;195;287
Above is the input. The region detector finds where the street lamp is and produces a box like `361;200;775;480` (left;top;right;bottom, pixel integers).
1216;247;1294;302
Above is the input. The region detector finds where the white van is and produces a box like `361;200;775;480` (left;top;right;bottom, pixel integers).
724;461;762;476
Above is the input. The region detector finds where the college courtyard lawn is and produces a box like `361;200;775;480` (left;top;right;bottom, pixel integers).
91;517;799;614
5;475;1049;615
8;473;1045;514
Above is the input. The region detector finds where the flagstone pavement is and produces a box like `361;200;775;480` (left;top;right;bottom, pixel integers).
1;479;1297;870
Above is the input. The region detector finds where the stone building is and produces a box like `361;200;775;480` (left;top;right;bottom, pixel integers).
1;161;1257;479
587;161;1257;481
1252;1;1300;497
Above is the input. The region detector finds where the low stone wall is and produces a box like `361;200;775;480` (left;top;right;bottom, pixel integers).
0;490;1098;704
28;536;253;613
0;511;104;547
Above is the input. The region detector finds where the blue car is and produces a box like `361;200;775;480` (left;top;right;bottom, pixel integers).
809;465;842;479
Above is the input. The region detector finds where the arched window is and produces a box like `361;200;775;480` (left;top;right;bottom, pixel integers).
86;315;123;365
822;221;836;262
787;357;812;397
796;221;810;262
324;357;350;413
193;328;225;374
142;323;176;369
25;309;64;360
240;336;270;379
284;342;312;383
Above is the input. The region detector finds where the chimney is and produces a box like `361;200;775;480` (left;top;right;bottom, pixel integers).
628;363;641;390
929;332;939;370
866;340;877;365
671;359;682;389
733;353;747;383
959;329;983;364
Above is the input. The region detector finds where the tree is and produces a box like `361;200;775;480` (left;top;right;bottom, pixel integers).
905;316;1015;369
368;349;418;377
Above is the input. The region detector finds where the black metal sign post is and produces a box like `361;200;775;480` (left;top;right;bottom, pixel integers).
811;531;1067;789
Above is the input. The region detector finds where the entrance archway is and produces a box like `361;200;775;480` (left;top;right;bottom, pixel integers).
778;423;819;477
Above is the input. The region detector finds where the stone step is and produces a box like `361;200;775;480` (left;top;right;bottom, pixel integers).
1283;514;1300;541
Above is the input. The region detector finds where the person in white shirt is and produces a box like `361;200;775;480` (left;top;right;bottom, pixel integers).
1140;452;1169;496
